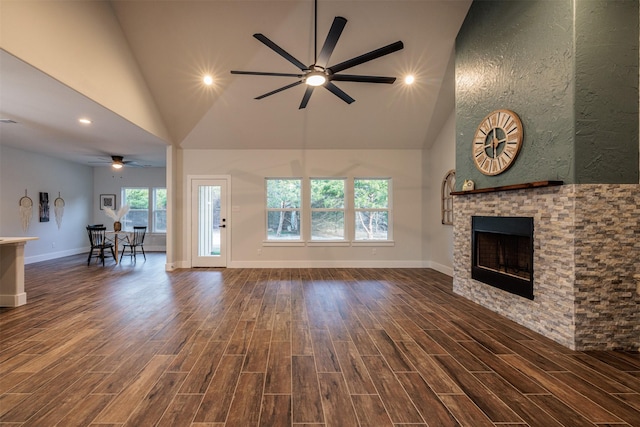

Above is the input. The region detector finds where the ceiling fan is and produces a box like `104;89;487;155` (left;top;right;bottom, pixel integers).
89;155;144;169
230;0;404;109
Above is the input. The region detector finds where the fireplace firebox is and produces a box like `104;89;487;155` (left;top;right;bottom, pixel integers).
471;216;534;299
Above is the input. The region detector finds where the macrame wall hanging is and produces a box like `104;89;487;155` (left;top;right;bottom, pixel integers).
19;190;33;232
54;192;65;230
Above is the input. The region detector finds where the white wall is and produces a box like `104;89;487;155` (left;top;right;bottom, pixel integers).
175;149;425;268
422;110;456;275
2;145;455;270
93;166;167;251
0;145;93;262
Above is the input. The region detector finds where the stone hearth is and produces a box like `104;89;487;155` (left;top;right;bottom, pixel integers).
453;184;640;351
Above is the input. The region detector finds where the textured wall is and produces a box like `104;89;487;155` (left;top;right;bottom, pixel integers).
455;0;639;189
575;1;639;183
455;1;575;189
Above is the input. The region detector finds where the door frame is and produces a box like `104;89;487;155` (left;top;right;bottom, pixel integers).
186;175;231;268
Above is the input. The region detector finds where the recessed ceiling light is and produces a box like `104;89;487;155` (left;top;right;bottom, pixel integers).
203;75;214;86
404;75;415;85
78;118;92;125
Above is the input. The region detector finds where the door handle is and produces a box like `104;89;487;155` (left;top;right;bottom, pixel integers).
219;224;226;228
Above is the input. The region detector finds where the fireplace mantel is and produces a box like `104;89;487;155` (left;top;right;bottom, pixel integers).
451;180;563;196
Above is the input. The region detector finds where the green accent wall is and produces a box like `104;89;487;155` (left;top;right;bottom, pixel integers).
455;0;638;188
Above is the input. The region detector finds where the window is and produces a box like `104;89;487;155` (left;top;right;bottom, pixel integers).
310;179;345;240
122;188;148;230
154;188;167;232
121;187;166;233
264;178;392;243
354;178;390;241
266;179;301;240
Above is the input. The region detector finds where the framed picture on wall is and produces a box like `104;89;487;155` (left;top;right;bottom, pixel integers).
39;192;50;222
100;194;116;210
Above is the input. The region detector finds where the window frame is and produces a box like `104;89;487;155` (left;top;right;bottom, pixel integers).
152;187;167;233
309;178;347;242
264;177;393;246
265;178;303;244
352;177;392;243
121;186;167;233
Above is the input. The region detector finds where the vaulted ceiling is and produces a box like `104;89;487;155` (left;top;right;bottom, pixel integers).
0;0;471;167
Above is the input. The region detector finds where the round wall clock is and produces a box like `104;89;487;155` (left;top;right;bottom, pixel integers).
472;109;523;176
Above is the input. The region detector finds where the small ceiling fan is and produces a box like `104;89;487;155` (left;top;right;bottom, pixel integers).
230;0;404;109
89;155;143;169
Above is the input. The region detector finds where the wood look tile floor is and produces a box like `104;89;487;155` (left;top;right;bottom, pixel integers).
1;254;639;427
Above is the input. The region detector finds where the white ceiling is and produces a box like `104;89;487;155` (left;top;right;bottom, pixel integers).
0;0;471;167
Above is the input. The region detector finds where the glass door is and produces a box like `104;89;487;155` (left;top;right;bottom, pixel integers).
191;179;228;267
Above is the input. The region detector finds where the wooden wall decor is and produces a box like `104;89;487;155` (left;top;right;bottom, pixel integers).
441;169;455;225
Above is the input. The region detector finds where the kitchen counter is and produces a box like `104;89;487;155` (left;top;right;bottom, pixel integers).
0;237;38;306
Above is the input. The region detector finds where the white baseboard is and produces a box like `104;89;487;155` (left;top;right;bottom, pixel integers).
25;246;167;265
169;259;428;269
26;248;86;264
229;260;427;268
28;251;451;275
426;261;453;277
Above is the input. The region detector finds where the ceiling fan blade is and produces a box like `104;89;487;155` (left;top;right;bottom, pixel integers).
231;70;304;78
324;82;355;104
299;86;314;109
255;80;303;100
327;41;404;74
123;160;147;167
316;16;347;68
331;74;396;84
253;33;308;71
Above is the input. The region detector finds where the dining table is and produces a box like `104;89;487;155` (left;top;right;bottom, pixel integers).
105;230;131;264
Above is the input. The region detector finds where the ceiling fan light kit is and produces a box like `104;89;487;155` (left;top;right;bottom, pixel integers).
231;0;404;109
111;155;124;169
305;71;327;86
89;155;144;168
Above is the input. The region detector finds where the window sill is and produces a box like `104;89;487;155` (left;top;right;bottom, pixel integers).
262;240;395;247
351;240;395;247
263;241;305;247
307;241;350;247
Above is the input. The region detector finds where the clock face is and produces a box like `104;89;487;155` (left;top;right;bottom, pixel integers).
472;109;523;176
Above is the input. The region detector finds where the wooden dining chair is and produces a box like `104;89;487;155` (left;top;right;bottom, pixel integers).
120;226;147;262
86;226;116;266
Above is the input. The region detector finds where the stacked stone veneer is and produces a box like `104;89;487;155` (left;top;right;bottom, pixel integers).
453;184;639;351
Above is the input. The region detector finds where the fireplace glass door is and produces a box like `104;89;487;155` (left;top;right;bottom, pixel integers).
476;232;531;281
471;216;534;299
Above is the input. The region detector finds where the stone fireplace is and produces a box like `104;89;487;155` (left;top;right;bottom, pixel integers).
453;183;640;351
